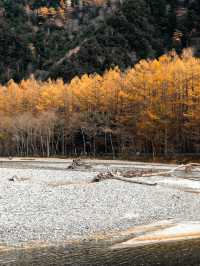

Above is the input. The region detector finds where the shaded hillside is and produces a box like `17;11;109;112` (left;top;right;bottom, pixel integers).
0;0;200;83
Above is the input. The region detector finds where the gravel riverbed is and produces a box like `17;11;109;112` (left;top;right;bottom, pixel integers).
0;159;200;248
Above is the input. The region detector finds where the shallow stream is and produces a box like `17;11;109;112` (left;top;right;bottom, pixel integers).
1;238;200;266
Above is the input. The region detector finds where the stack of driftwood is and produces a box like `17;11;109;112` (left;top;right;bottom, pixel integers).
92;163;200;186
67;158;92;170
66;160;200;186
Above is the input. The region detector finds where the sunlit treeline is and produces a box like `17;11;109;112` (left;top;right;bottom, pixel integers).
0;49;200;157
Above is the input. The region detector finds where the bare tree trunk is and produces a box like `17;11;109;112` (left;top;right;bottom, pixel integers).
93;135;96;157
110;132;115;159
104;132;107;153
41;135;45;157
62;131;65;156
46;135;50;157
21;135;25;156
26;136;29;157
81;128;86;155
164;124;168;157
151;141;155;161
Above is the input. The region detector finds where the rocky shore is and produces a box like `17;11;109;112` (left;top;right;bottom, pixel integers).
0;158;200;250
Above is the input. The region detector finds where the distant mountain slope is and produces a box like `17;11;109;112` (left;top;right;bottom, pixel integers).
0;0;200;83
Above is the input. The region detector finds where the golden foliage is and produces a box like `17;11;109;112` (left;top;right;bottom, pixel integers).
1;49;200;155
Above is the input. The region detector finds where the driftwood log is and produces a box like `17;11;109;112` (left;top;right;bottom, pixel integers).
140;163;200;178
8;175;30;182
68;158;83;169
92;172;158;186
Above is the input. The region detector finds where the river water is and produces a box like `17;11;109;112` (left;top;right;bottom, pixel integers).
1;238;200;266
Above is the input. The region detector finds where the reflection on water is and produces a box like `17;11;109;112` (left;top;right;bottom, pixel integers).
1;238;200;266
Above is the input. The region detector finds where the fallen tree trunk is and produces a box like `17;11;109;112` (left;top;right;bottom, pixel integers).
107;175;157;186
92;172;157;186
141;163;200;178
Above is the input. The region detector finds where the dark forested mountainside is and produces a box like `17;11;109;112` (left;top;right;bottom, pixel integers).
0;0;200;84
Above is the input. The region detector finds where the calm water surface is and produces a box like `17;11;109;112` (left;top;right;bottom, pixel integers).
1;238;200;266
